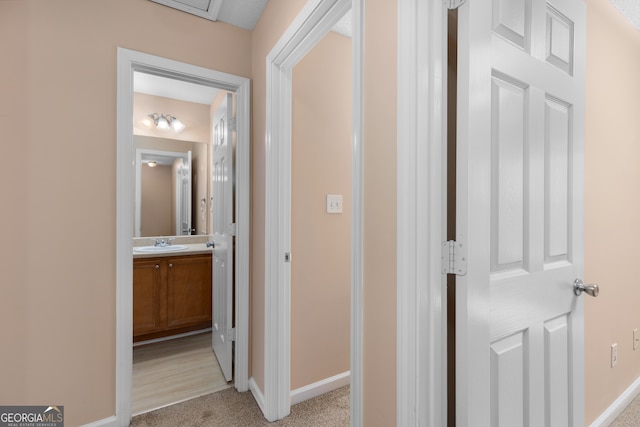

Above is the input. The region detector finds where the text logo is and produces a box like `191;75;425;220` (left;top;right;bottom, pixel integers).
0;406;64;427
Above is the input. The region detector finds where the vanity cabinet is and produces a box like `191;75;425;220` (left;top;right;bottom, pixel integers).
133;254;212;342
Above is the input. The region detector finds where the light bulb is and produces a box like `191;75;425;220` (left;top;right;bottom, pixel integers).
147;161;157;168
157;116;169;129
171;118;185;132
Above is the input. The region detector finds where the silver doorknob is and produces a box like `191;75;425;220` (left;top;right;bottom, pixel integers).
574;278;599;297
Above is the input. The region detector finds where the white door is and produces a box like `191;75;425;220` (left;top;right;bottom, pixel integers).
175;151;192;236
456;0;587;426
211;93;234;381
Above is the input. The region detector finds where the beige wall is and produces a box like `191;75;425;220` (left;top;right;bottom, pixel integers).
140;165;173;236
584;0;640;423
134;93;211;143
0;0;29;401
291;31;352;389
363;0;397;425
0;0;250;425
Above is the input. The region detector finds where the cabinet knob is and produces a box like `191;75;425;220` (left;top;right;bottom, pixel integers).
169;263;173;268
154;264;159;269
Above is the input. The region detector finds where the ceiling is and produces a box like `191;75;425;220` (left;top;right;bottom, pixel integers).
137;1;352;105
150;0;639;39
150;0;268;30
134;72;219;105
609;0;640;30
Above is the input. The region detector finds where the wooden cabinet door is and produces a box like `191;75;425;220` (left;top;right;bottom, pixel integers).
166;255;212;330
132;258;164;338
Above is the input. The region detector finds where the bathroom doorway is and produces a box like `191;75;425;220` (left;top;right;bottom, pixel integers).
130;73;232;414
116;48;251;424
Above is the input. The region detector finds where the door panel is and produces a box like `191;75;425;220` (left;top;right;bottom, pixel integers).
166;255;212;329
211;92;234;382
132;259;164;336
456;0;585;425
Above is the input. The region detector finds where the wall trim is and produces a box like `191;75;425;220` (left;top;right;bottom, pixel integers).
116;47;251;426
132;328;212;347
290;371;351;405
396;0;447;426
589;375;640;427
263;0;363;424
80;416;118;427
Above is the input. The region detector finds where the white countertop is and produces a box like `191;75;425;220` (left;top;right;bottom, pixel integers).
132;243;213;259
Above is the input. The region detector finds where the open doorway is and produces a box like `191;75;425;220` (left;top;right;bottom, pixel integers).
290;14;352;405
130;74;234;414
116;48;250;424
261;0;363;422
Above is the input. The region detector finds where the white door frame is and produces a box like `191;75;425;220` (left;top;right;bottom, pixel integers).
115;48;251;425
396;0;448;426
262;0;363;423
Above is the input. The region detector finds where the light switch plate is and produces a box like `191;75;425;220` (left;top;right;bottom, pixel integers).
326;194;343;214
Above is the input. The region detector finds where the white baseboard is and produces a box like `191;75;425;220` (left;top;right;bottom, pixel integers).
590;375;640;427
249;376;267;417
80;415;118;427
290;371;350;406
132;328;212;347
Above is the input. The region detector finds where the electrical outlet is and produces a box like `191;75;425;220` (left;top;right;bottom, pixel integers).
612;343;618;367
634;329;639;351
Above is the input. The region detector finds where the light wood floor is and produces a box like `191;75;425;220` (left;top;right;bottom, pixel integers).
132;331;231;415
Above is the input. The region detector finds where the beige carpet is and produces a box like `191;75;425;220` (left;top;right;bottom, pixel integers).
611;393;640;426
131;385;349;426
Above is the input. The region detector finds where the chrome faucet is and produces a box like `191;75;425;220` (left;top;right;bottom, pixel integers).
154;238;175;247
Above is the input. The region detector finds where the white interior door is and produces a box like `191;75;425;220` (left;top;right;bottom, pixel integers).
176;151;192;235
211;93;234;381
456;0;586;425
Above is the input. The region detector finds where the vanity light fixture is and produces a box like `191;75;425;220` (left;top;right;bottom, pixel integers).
147;113;186;132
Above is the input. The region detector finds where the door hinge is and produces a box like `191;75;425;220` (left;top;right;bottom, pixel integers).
227;223;237;236
441;240;467;275
229;117;237;132
228;328;236;342
284;252;291;263
447;0;467;10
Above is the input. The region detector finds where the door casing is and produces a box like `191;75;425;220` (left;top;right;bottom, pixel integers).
116;48;251;425
262;0;364;423
396;0;448;425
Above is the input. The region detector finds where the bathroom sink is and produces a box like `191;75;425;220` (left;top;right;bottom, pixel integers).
134;245;189;253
